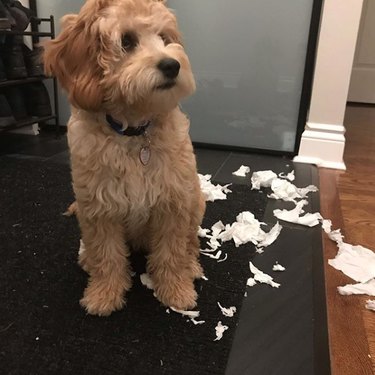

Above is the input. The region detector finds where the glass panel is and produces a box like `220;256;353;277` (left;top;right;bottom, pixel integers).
169;0;314;152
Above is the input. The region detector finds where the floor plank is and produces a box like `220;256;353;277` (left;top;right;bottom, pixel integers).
319;104;375;374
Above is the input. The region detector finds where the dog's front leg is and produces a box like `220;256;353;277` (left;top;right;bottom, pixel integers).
79;217;132;316
148;206;198;310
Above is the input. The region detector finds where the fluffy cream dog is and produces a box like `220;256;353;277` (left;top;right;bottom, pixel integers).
43;0;205;316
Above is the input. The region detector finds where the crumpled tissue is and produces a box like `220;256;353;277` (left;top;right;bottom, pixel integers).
199;217;282;258
198;174;232;202
217;212;282;250
268;178;318;202
251;170;277;190
232;165;250;177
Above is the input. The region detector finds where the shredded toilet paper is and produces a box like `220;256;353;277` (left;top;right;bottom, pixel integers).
170;307;200;319
249;262;280;288
217;212;282;250
268;179;318;202
200;215;282;254
214;321;229;341
328;242;375;283
232;165;251;177
272;262;286;272
198;174;232;202
140;273;154;290
321;219;344;244
365;300;375;312
279;170;295;181
217;302;236;317
337;279;375;296
251;170;278;190
246;278;257;287
273;200;322;227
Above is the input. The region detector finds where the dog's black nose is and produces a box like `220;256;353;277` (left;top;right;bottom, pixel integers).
157;58;180;79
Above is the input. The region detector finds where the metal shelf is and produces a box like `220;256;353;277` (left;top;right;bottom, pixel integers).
0;12;60;137
0;30;52;37
0;76;51;89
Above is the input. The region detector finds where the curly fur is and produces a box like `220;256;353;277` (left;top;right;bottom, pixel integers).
43;0;205;316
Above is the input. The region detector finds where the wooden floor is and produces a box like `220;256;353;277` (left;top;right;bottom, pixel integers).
320;104;375;375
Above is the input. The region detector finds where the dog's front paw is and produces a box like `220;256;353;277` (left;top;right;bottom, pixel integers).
80;282;126;317
155;279;197;310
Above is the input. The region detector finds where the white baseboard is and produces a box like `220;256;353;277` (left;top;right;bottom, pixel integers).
10;124;40;136
293;155;346;170
295;122;346;170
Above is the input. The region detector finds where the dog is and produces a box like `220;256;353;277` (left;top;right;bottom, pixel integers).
43;0;205;316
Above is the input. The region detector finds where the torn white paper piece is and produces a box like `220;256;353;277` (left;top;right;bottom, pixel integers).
217;212;282;250
170;307;200;319
207;237;221;251
140;273;154;290
200;250;222;260
246;277;257;287
217;253;228;263
272;262;286;272
217;302;237;317
257;222;283;248
233;165;250;177
337;279;375;296
214;321;229;341
321;219;344;244
365;300;375;312
268;178;318;202
273;200;322;227
249;262;280;288
198;174;232;202
279;170;295;182
191;318;205;325
251;170;277;190
211;221;225;237
328;242;375;283
198;226;210;238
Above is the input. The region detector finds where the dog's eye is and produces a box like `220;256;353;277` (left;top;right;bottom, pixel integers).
121;32;138;52
159;33;171;46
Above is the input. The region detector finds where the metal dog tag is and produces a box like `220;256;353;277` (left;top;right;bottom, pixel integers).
140;146;151;165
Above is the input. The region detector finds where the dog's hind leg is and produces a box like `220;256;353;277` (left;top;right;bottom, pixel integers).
78;217;132;316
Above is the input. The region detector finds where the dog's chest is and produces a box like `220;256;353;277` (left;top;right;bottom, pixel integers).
68;112;194;224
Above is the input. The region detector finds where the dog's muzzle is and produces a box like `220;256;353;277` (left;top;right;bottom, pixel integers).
156;58;180;90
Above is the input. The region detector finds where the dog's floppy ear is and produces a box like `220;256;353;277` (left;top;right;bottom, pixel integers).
43;14;104;111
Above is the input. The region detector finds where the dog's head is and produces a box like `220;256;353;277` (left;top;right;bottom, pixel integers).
43;0;195;116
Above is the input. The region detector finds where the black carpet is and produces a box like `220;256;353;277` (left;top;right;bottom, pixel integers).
0;157;269;375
